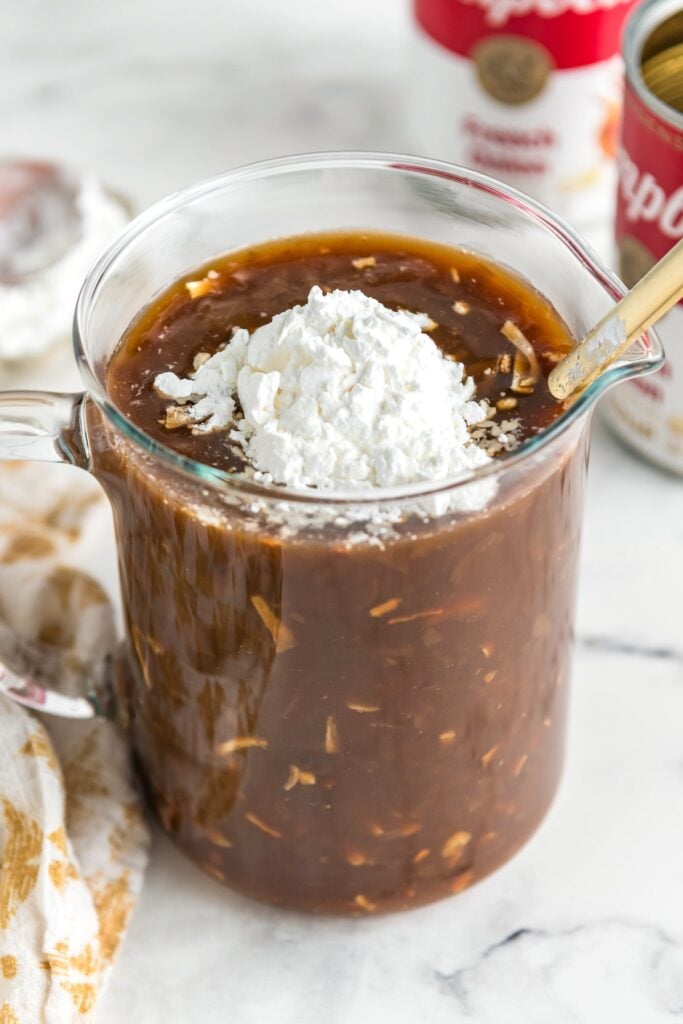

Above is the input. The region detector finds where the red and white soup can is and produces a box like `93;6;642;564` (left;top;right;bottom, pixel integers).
409;0;637;229
602;0;683;474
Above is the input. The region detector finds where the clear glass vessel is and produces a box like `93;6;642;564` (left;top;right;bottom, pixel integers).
0;154;663;914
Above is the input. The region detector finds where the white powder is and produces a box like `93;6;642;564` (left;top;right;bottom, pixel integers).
155;285;494;496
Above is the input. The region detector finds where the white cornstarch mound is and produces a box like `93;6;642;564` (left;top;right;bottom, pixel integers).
154;285;494;492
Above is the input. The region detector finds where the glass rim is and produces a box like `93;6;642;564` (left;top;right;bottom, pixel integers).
73;150;662;508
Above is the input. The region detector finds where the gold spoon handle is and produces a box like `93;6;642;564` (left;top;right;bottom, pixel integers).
548;238;683;401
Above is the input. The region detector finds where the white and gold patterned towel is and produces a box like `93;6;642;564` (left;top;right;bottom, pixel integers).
0;463;150;1023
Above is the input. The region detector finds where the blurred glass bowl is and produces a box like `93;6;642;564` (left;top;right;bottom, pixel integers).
0;159;131;364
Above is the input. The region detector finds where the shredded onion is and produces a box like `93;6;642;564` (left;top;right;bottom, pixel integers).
500;320;540;393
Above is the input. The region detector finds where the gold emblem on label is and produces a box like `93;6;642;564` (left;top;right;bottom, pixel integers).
619;235;656;288
473;35;553;106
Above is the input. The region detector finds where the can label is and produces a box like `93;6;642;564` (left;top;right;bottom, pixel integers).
605;75;683;472
411;0;636;226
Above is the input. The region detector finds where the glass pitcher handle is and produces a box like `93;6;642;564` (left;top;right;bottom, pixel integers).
0;390;88;464
0;389;110;719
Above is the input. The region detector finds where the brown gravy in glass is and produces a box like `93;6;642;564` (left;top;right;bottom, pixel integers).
97;232;583;915
107;231;573;473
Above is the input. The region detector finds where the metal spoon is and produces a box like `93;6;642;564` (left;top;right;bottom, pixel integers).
548;238;683;401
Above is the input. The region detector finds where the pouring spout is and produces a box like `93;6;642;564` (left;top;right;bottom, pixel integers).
577;322;666;404
549;237;683;401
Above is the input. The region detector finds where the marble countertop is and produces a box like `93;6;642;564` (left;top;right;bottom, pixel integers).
97;422;683;1024
3;1;683;1021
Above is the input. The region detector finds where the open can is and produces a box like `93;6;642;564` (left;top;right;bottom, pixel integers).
603;0;683;473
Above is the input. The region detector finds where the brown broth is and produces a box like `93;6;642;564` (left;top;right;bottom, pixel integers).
95;232;585;915
106;231;573;475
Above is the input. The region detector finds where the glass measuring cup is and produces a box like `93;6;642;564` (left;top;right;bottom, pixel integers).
0;154;663;914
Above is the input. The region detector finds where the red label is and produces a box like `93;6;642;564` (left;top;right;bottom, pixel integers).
616;81;683;260
414;0;636;69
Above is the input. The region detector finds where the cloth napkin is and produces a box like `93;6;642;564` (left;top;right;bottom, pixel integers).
0;462;150;1023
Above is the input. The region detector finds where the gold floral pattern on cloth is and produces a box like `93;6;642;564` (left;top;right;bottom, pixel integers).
0;464;150;1023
